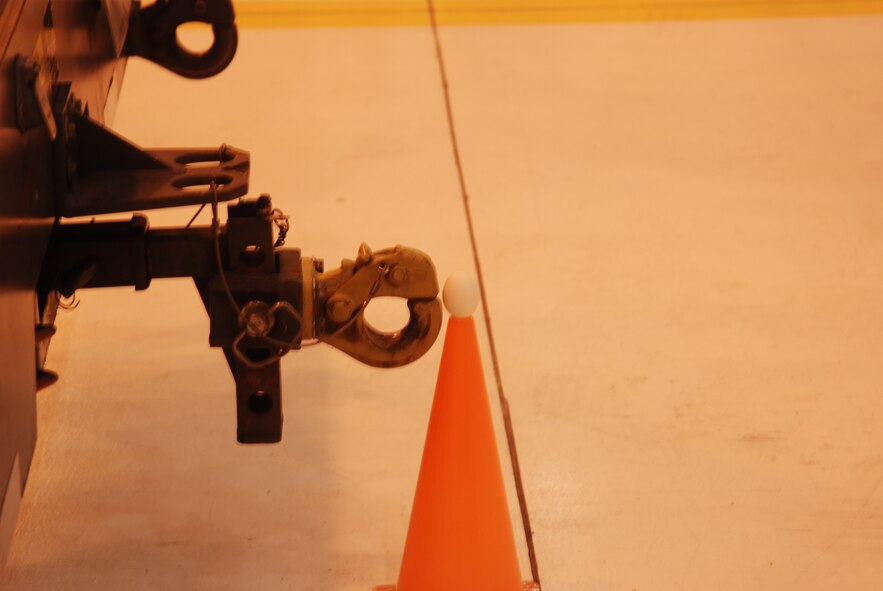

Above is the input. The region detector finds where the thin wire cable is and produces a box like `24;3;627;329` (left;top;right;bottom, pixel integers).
186;143;229;229
210;181;241;316
425;0;541;584
185;202;206;228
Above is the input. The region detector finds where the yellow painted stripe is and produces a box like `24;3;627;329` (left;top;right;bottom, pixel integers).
233;0;883;27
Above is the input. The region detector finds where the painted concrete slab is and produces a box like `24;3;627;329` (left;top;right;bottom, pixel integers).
439;15;883;591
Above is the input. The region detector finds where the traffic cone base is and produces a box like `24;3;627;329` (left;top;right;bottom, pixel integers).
377;313;530;591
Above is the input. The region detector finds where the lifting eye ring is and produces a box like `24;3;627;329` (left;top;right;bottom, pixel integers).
126;0;239;79
166;22;238;79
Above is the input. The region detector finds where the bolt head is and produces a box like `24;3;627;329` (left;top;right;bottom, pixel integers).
240;301;275;337
389;265;408;285
327;297;353;323
245;312;271;337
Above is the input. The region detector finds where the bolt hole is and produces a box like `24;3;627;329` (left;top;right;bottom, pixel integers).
172;175;232;191
184;159;221;169
178;183;212;193
176;150;235;167
247;390;273;414
240;244;265;267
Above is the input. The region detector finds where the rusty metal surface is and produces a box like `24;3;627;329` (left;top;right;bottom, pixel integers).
0;0;131;568
39;196;442;443
313;244;442;368
57;112;250;216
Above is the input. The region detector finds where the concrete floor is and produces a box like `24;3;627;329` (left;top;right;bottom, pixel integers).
3;13;883;591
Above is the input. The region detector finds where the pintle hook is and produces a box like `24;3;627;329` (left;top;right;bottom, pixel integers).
307;243;443;368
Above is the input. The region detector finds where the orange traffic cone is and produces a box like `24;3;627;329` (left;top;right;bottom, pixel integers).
376;273;530;591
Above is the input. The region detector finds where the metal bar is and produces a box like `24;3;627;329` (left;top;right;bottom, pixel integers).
148;226;220;280
42;218;223;292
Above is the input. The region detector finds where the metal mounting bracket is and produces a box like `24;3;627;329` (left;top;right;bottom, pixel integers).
15;55;58;140
38;196;443;443
52;86;249;217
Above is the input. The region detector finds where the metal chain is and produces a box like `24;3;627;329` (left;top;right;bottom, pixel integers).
271;207;289;247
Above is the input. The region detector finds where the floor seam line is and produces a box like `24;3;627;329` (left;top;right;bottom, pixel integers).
424;1;542;584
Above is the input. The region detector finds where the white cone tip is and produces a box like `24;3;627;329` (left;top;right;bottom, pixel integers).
442;272;480;318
